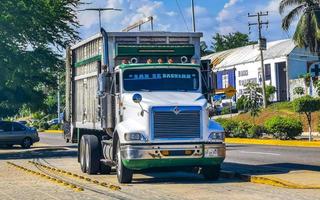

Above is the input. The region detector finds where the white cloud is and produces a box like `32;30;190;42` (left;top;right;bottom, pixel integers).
224;0;239;9
186;5;209;17
216;9;230;22
165;11;177;17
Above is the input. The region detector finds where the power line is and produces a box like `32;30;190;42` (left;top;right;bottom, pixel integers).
175;0;190;32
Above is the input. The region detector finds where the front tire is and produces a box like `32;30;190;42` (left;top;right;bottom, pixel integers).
116;140;133;183
21;138;32;149
202;165;221;181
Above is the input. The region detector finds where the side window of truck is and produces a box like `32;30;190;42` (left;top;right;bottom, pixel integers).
115;72;120;93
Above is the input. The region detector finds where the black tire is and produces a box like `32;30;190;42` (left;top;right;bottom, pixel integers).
100;163;112;174
79;136;87;173
202;165;221;181
84;135;100;175
21;137;32;149
116;139;133;183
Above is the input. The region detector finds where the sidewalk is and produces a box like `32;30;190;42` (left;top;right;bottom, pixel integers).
226;138;320;148
249;170;320;189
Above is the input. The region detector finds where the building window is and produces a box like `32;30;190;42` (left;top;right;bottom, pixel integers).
222;74;229;88
265;64;271;81
238;70;248;77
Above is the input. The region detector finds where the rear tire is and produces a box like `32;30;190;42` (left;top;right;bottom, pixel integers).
116;139;133;183
84;135;100;175
21;138;32;149
202;165;221;181
79;136;87;173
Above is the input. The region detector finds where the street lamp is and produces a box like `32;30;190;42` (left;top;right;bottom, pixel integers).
79;8;122;30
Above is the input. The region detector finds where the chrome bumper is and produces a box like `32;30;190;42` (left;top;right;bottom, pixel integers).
120;143;226;160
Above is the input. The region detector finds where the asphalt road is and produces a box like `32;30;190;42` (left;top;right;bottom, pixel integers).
38;133;320;174
224;144;320;175
0;132;319;200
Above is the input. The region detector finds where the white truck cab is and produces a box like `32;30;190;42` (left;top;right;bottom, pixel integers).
64;30;225;183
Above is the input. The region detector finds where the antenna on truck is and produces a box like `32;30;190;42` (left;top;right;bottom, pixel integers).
122;16;154;32
79;8;122;30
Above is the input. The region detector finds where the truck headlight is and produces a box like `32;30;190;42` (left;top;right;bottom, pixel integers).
124;132;146;141
208;132;225;141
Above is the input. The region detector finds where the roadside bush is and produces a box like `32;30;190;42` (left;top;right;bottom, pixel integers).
264;116;303;139
232;121;252;138
215;118;238;137
247;125;264;138
39;122;50;130
49;124;61;130
236;96;246;111
221;107;231;115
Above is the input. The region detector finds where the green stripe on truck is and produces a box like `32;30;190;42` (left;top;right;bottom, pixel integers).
122;157;225;170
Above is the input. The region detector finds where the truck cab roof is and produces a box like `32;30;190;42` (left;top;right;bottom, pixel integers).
118;63;201;70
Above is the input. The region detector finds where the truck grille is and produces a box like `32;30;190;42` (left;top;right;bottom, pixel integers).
152;106;201;139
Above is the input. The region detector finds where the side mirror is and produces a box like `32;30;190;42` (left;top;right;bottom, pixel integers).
132;93;142;104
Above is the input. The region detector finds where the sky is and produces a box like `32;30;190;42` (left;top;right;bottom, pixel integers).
76;0;296;47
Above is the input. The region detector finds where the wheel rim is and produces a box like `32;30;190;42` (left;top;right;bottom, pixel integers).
117;145;121;177
85;142;90;170
80;140;85;168
23;138;31;147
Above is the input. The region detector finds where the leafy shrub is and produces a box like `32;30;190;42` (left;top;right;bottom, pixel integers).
49;124;61;130
236;96;246;111
248;125;264;138
266;85;276;102
293;86;304;96
221;107;231;115
232;121;252;138
264;116;303;139
215;118;238;137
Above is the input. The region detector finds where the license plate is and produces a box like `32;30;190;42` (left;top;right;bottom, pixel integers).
205;149;218;158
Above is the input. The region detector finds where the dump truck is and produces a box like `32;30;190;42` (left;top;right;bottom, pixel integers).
63;29;226;183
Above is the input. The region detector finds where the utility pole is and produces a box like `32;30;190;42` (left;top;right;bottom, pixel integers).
248;11;269;108
57;74;61;124
79;8;122;30
191;0;196;32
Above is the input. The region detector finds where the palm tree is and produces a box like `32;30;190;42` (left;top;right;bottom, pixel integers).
280;0;320;53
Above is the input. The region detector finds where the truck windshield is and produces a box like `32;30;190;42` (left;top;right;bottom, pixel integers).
123;68;199;92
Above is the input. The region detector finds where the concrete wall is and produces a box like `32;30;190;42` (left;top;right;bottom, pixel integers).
289;77;319;100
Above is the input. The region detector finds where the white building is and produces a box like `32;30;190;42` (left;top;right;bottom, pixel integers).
202;39;319;102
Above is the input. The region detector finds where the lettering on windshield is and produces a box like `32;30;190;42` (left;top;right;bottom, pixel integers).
125;73;195;80
123;68;199;92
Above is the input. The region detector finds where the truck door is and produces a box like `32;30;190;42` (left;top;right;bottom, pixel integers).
201;60;214;102
114;71;121;124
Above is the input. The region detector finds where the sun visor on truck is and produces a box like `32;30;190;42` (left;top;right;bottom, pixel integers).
115;44;195;57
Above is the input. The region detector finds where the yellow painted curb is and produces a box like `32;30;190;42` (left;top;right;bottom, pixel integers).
250;176;320;189
225;138;320;148
42;130;63;134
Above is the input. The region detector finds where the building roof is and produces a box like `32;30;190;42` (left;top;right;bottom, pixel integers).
202;39;296;70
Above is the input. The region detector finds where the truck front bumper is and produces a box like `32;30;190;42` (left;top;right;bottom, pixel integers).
120;143;226;170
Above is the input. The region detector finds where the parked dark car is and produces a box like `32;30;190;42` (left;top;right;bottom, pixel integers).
0;121;40;148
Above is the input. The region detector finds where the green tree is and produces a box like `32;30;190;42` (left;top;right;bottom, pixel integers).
293;95;320;141
0;0;80;118
279;0;320;54
211;32;255;53
242;82;263;123
200;41;212;56
266;85;276;103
